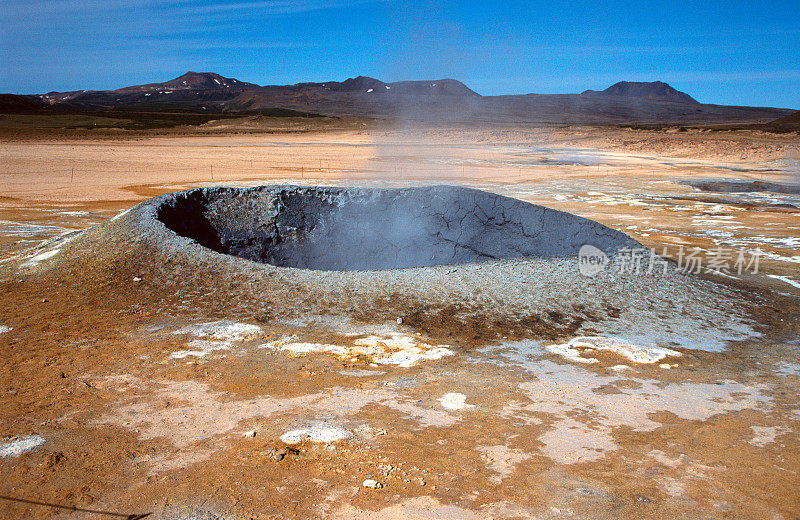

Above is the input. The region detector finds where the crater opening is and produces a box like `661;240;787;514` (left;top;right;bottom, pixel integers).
156;185;637;271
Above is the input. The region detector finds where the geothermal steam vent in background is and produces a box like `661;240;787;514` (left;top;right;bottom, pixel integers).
157;186;637;271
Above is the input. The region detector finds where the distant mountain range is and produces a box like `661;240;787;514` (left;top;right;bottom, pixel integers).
2;72;795;125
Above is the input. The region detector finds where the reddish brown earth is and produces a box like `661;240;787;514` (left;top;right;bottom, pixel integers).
0;125;798;520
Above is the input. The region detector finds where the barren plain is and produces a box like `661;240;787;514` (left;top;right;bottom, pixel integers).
0;123;799;520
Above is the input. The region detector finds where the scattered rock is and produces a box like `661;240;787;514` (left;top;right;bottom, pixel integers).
362;479;383;489
243;430;257;438
133;276;142;282
47;451;65;468
268;447;289;461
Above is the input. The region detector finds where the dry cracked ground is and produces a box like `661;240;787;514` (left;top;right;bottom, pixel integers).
0;124;799;520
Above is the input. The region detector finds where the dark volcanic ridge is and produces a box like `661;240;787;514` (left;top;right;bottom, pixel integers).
4;72;793;125
0;93;49;112
582;81;700;104
116;71;260;93
763;110;800;131
33;73;478;112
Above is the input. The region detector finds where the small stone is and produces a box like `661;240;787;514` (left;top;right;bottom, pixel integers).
47;452;65;468
270;447;288;461
659;363;671;369
133;277;142;282
42;298;48;303
243;430;257;438
396;317;403;325
362;479;383;489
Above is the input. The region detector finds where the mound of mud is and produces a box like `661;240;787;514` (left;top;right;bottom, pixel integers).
7;184;762;352
155;186;638;271
682;179;800;195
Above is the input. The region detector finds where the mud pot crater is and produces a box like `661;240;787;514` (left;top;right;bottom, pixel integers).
156;185;637;271
8;184;762;351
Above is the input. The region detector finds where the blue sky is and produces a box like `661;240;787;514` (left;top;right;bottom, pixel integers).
1;0;798;107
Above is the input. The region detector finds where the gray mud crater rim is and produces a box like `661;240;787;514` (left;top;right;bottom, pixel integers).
155;185;639;271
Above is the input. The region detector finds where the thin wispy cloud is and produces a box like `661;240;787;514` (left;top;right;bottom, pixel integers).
1;0;798;107
1;0;166;18
131;37;318;51
179;0;391;15
6;0;391;15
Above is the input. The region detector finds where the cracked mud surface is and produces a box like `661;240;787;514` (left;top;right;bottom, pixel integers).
157;185;638;271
